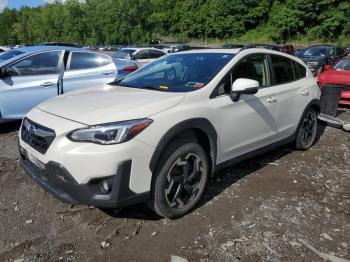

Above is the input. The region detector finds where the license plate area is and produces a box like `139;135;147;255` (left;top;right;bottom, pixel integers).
22;147;45;171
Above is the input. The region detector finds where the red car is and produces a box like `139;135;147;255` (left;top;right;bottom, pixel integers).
317;56;350;105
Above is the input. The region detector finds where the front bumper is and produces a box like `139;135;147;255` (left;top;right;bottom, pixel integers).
19;149;149;208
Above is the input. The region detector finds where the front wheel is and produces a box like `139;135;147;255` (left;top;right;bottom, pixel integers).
150;140;209;219
295;107;318;150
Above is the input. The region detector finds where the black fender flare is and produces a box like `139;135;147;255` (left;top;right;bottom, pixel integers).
294;98;320;137
149;118;218;175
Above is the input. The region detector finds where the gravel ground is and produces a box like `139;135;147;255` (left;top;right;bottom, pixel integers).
0;109;349;262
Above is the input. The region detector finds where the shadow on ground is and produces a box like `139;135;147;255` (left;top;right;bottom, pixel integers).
0;121;21;134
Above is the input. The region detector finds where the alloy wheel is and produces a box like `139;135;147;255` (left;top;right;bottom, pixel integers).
301;110;317;146
165;153;205;209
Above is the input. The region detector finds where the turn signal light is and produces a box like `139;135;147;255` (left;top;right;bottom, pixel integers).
123;65;138;72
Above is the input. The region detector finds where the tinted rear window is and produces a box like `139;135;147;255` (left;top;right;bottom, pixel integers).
271;54;295;84
292;60;307;79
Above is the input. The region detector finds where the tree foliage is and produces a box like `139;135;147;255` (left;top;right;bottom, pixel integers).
0;0;349;45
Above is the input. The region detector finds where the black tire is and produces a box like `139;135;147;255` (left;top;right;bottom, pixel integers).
295;107;318;150
149;139;209;219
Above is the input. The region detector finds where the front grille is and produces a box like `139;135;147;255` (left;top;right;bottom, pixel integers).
21;118;56;154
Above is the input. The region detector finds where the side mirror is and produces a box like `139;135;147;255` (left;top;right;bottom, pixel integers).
130;54;136;60
230;78;259;102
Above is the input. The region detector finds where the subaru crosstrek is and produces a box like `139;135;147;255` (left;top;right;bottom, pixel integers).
19;48;320;218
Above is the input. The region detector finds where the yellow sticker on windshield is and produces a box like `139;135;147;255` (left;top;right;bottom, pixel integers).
160;86;169;90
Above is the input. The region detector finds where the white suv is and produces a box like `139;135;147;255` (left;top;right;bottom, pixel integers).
19;49;320;218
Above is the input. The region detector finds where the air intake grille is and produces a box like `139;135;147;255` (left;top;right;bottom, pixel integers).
21;118;56;154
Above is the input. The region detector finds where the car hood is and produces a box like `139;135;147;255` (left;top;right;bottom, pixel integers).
318;70;350;85
37;85;186;125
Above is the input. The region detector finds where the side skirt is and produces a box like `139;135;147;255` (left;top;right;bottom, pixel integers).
214;133;296;172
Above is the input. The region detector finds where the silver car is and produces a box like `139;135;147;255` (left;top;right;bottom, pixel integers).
0;46;117;122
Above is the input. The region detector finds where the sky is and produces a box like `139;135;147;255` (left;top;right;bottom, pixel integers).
0;0;61;12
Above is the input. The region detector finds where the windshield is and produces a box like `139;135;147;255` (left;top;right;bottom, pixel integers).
299;47;329;57
113;49;136;59
119;52;234;92
0;50;25;62
333;59;350;71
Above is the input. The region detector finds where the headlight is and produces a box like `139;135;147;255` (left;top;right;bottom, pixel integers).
67;119;153;145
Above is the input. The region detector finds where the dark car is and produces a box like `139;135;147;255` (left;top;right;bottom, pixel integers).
296;45;347;75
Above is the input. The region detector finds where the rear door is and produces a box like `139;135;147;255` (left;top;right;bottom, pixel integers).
63;51;117;93
270;54;310;137
0;51;62;119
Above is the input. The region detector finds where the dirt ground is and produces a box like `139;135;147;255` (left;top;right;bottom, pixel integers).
0;109;349;262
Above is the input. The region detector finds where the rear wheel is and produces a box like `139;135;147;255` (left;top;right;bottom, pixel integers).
150;140;209;219
295;107;318;150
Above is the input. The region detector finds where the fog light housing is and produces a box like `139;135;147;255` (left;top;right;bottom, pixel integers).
99;179;112;194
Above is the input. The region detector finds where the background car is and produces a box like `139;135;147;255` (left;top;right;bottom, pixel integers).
297;45;347;75
113;47;166;67
0;46;117;122
317;55;350;105
112;47;167;79
0;46;9;53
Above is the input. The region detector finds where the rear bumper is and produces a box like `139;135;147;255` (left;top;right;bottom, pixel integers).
19;149;149;208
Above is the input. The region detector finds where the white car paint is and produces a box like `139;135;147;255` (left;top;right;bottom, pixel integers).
19;48;320;203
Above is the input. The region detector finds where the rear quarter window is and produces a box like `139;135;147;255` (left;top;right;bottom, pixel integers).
292;60;307;79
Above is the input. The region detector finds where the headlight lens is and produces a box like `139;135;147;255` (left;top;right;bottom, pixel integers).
67;119;152;145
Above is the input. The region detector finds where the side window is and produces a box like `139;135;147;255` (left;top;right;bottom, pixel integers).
292;60;307;79
270;54;295;84
216;74;232;96
6;51;60;77
149;50;165;59
231;53;271;88
215;53;270;96
134;50;150;60
69;52;111;70
336;48;345;57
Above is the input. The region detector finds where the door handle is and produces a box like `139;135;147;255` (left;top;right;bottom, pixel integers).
40;82;55;87
301;90;310;96
103;72;114;76
267;97;278;103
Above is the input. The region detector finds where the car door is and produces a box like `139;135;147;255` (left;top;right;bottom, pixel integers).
270;54;310;137
63;51;117;93
0;51;62;119
209;53;279;162
133;50;152;67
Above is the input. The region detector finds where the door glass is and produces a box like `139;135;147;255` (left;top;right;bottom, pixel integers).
336;48;345;57
149;50;165;59
6;51;60;76
270;54;295;84
135;50;150;60
292;60;307;79
232;53;271;88
69;52;111;70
